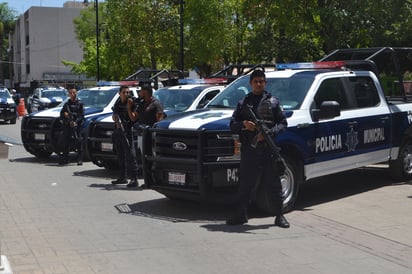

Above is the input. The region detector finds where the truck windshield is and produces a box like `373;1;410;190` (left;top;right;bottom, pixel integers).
0;89;11;99
77;88;118;108
154;87;205;112
42;89;67;99
207;74;314;110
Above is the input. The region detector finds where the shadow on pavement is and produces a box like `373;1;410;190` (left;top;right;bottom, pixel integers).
294;165;404;210
113;196;272;232
74;168;117;179
89;182;145;191
114;198;231;223
113;165;410;231
10;154;76;166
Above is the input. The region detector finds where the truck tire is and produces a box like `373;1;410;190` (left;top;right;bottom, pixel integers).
389;138;412;180
256;155;302;214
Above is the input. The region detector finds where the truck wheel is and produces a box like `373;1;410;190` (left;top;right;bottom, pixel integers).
256;155;302;214
389;139;412;180
10;117;17;124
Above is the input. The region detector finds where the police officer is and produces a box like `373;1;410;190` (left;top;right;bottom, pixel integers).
135;84;165;126
59;87;85;165
111;85;139;188
226;69;290;228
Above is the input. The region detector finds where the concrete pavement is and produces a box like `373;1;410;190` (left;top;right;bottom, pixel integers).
1;120;412;273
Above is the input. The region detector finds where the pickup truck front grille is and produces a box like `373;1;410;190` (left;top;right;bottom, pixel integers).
21;116;55;142
152;129;236;162
87;121;115;157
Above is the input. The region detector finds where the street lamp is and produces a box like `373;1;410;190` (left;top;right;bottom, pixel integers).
84;0;100;81
179;0;184;72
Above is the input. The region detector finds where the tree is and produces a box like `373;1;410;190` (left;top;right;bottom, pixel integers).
63;2;108;79
0;3;17;86
67;0;412;79
104;0;180;79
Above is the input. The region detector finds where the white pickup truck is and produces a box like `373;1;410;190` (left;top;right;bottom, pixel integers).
86;83;226;170
141;48;412;213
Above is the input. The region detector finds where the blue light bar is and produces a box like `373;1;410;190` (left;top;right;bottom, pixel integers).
276;61;346;70
177;78;229;85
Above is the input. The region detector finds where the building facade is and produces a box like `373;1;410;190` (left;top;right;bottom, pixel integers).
9;4;91;92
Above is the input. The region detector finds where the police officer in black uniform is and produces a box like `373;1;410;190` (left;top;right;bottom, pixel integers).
136;84;165;126
111;85;139;188
226;69;290;228
59;87;85;165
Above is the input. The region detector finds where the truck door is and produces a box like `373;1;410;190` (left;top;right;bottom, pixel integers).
345;76;391;161
305;76;391;179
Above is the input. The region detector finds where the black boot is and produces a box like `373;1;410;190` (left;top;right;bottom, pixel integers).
274;215;290;228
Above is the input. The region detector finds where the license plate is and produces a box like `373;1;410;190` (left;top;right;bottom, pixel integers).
168;172;185;185
34;133;45;141
101;142;113;152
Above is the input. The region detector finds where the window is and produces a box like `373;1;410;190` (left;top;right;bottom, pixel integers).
314;78;348;109
349;77;380;108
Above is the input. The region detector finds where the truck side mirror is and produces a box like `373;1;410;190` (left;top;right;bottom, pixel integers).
311;101;341;121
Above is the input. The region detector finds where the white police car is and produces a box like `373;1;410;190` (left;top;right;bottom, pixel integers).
86;79;226;170
142;60;412;213
27;86;68;113
0;87;17;124
21;82;140;159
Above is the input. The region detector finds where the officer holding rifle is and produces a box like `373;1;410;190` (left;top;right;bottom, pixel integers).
59;87;85;166
111;85;140;188
226;69;290;228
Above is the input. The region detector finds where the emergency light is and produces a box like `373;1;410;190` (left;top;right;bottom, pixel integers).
96;80;139;87
276;61;347;70
177;78;229;85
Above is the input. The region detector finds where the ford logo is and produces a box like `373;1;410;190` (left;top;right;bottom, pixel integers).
172;142;187;151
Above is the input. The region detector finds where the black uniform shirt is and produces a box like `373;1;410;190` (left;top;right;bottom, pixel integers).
60;99;85;126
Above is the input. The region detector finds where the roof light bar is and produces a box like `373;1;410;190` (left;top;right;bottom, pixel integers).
276;61;347;70
97;80;139;87
178;78;229;85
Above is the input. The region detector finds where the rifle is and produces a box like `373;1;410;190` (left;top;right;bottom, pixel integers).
246;104;287;175
64;104;79;140
111;106;130;147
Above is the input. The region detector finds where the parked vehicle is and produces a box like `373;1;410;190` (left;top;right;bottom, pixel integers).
154;83;226;115
21;83;140;159
0;87;17;124
86;82;225;170
141;47;412;213
27;86;68;113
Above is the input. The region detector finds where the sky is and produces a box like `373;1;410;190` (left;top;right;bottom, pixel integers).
4;0;77;14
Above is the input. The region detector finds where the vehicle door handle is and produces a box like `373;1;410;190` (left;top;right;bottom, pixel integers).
380;116;389;123
348;121;358;126
297;123;310;128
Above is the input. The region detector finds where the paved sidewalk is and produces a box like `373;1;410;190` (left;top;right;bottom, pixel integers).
1;139;412;273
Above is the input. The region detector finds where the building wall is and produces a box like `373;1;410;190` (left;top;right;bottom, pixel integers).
11;6;86;89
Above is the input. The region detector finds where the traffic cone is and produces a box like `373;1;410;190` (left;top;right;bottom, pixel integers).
17;98;27;116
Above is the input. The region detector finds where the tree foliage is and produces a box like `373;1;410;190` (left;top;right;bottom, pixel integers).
68;0;412;79
0;3;17;83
